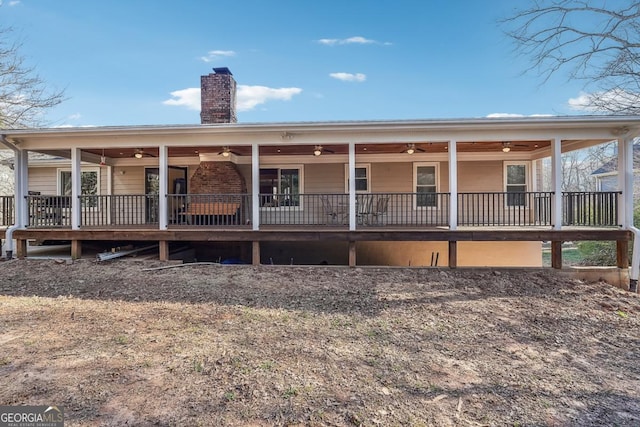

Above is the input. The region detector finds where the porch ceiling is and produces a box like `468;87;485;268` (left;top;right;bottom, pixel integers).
79;140;554;159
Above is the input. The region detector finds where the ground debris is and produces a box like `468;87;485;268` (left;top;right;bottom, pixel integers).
0;260;639;426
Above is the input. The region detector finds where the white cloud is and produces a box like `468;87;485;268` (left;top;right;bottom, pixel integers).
200;50;236;63
317;36;380;46
567;90;640;112
1;1;22;6
163;85;303;112
237;85;302;111
68;113;82;120
329;72;366;82
163;88;201;110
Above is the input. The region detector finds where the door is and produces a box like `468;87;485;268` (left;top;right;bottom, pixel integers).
145;168;159;224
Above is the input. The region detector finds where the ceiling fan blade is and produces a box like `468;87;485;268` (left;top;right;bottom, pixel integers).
416;147;426;152
323;147;335;154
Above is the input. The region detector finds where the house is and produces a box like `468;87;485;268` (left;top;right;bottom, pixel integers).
0;68;638;282
592;143;640;201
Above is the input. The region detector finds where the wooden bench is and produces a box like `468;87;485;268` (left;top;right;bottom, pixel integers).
179;202;240;225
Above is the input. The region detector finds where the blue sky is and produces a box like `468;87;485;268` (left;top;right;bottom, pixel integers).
2;0;593;127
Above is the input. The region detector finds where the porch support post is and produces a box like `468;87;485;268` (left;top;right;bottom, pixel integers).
551;137;562;230
252;241;260;265
159;240;169;261
15;149;28;227
617;240;630;269
448;241;457;269
71;147;81;230
348;142;356;231
158;145;168;230
618;137;634;228
551;240;563;269
16;239;27;258
71;240;82;260
251;144;260;231
448;139;458;230
348;241;356;267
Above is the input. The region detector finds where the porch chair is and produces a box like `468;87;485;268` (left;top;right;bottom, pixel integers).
320;195;339;224
370;196;390;226
356;194;374;225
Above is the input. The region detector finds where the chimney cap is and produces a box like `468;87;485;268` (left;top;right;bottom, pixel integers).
213;67;232;75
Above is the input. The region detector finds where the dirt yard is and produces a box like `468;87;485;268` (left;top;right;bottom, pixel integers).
0;259;639;426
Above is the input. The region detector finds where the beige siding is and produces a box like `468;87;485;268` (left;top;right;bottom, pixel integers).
458;161;503;192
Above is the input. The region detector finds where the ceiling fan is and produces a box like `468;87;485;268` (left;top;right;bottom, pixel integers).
313;145;335;156
218;146;241;157
133;149;156;159
501;142;528;152
402;143;426;154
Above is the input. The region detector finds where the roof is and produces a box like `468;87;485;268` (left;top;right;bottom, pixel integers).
592;143;640;175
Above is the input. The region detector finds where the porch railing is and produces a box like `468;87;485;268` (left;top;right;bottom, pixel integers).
19;191;621;229
458;192;554;227
562;191;620;226
1;195;14;226
80;194;159;226
168;193;251;226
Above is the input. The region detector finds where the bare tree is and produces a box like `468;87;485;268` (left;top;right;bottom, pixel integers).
503;1;640;114
0;26;65;128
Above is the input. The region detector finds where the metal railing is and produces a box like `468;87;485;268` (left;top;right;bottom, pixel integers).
19;191;621;229
562;191;620;226
168;193;251;226
26;195;71;228
1;195;14;226
80;194;159;226
458;192;554;227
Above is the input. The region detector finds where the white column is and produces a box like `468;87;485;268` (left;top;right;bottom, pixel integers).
551;137;562;230
252;144;260;230
14;149;29;227
71;148;81;230
620;137;635;228
158;145;168;230
448;139;458;230
348;142;356;231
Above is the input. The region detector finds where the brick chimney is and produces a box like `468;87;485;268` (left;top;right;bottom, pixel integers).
200;67;237;124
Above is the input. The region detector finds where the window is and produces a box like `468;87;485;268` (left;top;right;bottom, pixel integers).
414;163;438;208
259;166;302;207
58;168;99;207
344;164;370;193
505;163;528;207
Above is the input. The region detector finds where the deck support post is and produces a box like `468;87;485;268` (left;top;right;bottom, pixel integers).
617;240;629;269
252;241;260;265
551;241;562;269
448;241;457;268
71;240;82;259
159;240;169;261
16;239;27;258
348;241;356;267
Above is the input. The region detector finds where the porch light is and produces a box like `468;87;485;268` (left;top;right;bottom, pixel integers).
134;151;144;159
406;144;416;155
502;143;511;153
313;145;323;156
221;147;231;157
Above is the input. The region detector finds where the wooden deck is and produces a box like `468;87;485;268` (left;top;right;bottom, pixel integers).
2;225;631;270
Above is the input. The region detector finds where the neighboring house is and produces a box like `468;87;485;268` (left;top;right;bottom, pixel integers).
0;68;638;269
592;143;640;201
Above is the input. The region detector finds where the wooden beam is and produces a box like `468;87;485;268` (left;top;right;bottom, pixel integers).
159;240;169;261
617;240;629;269
16;239;27;259
551;241;562;269
252;241;260;265
10;228;633;243
71;240;82;259
348;241;356;267
448;241;457;269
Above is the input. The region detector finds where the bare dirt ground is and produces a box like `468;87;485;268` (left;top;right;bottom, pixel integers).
1;259;639;427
